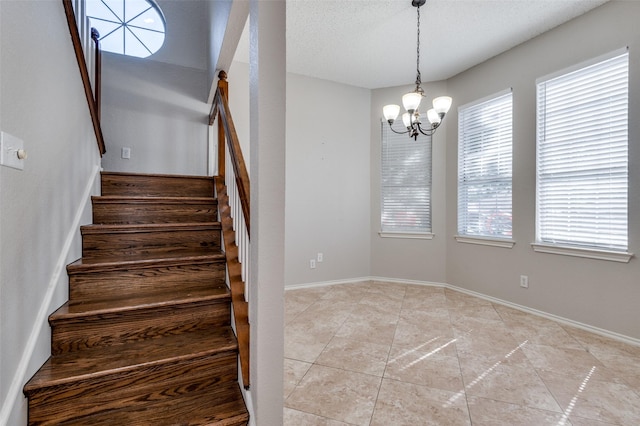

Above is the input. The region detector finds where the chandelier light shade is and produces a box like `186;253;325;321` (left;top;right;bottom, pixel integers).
383;0;452;140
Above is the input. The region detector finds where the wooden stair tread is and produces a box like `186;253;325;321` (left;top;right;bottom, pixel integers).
53;286;230;317
93;195;215;203
60;384;248;425
24;328;238;392
81;222;221;234
67;252;226;270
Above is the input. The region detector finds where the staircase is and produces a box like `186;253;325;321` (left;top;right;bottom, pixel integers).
23;171;249;425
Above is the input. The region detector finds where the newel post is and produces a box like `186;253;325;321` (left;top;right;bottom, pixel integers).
217;71;229;178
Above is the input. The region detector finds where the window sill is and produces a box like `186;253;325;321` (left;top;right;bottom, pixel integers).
455;235;515;248
531;243;634;263
378;231;434;240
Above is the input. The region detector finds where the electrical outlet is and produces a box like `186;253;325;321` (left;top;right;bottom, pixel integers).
310;259;316;269
0;131;27;170
317;253;323;262
121;147;131;159
520;275;529;288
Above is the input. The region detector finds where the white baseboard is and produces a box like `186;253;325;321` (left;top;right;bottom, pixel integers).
445;283;640;347
286;276;640;347
0;164;100;425
285;277;375;291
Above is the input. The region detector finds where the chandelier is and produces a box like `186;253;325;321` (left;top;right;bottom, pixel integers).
383;0;452;140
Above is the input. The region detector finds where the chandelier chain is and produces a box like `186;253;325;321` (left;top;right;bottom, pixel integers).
416;5;422;88
381;0;451;140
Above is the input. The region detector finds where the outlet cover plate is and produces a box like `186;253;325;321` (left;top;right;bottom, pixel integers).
0;131;25;170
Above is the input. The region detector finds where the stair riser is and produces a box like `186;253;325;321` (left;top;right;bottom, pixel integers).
26;352;238;425
51;301;231;355
101;173;214;198
81;227;221;260
69;261;226;304
92;202;218;225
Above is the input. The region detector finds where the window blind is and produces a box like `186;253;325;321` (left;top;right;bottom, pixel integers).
381;121;432;233
458;90;513;238
536;50;628;251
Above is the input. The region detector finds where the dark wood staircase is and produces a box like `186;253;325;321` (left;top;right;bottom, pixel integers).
23;171;249;425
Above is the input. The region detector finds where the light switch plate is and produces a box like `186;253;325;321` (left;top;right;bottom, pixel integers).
0;131;25;170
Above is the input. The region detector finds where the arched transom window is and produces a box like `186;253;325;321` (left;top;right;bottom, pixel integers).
87;0;166;58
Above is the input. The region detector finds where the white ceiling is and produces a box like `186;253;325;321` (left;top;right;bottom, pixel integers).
235;0;609;89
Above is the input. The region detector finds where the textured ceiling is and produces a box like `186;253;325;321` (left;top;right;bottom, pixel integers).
234;0;609;89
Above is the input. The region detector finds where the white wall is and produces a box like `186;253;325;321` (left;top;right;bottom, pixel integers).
99;54;210;175
99;0;210;176
0;1;4;416
0;1;101;423
155;0;209;71
207;0;233;90
228;60;251;170
370;82;449;284
444;0;640;340
248;1;285;423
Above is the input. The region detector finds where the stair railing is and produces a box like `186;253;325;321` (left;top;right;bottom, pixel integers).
210;71;251;388
62;0;106;155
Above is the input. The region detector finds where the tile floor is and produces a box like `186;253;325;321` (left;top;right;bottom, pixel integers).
283;281;640;425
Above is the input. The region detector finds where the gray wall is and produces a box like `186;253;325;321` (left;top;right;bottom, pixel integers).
0;1;101;423
443;0;640;339
228;61;372;287
285;73;371;286
100;0;210;175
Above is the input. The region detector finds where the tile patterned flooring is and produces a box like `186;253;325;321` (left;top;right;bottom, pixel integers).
283;281;640;425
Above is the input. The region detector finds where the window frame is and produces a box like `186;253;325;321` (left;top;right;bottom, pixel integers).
533;47;632;262
456;89;514;248
379;118;433;239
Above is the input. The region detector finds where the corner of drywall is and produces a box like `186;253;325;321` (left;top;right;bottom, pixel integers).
240;385;255;426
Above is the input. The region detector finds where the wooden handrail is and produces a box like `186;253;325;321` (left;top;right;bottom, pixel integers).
211;71;251;236
211;71;251;388
62;0;106;156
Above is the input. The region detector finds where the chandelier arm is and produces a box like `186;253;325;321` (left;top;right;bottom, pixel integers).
388;123;411;135
416;121;438;137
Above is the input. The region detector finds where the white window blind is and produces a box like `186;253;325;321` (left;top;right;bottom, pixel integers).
536;49;628;251
458;90;513;238
381;121;432;233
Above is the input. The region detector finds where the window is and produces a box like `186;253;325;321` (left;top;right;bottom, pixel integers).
457;90;513;243
87;0;166;58
380;120;432;237
536;49;629;254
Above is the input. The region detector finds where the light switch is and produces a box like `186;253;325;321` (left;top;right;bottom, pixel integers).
0;131;27;170
121;147;131;159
